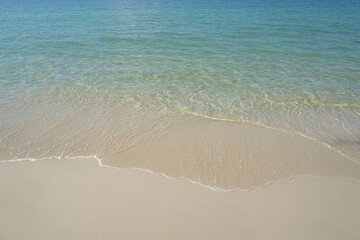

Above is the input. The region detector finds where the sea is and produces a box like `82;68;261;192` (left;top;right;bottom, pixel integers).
1;0;360;190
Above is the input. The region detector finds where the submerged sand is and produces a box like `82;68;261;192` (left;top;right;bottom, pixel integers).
103;120;360;189
0;157;359;240
2;119;360;190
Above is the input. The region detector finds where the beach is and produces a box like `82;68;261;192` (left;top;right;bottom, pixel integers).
1;0;360;238
0;157;359;240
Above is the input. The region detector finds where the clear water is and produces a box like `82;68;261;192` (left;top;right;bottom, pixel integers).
1;1;360;168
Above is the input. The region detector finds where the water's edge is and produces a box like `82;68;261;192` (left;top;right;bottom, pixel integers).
1;155;359;192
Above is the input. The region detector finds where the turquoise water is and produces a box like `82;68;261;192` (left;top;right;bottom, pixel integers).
1;0;360;162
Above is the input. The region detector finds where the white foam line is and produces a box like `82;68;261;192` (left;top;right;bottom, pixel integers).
290;130;360;165
1;155;359;192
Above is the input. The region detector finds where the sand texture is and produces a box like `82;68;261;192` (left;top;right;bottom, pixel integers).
0;157;359;240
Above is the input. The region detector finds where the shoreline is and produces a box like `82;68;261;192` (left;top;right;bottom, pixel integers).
1;157;359;240
2;118;359;190
1;155;359;192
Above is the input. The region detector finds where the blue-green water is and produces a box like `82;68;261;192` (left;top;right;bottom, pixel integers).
1;0;360;166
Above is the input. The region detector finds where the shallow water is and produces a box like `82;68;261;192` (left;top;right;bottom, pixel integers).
1;0;360;189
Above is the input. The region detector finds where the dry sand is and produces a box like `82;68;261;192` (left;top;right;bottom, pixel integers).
0;157;359;240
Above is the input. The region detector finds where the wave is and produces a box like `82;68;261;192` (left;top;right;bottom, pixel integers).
1;155;359;192
183;111;360;165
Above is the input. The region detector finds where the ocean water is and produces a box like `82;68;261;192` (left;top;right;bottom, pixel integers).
1;0;360;189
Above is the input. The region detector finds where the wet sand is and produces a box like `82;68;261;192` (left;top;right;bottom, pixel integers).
2;119;360;190
0;157;359;240
103;120;360;189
